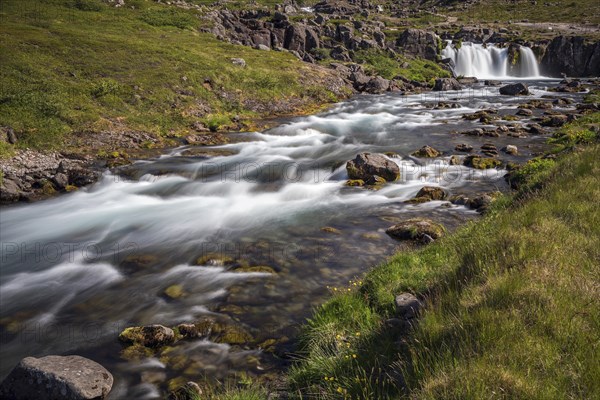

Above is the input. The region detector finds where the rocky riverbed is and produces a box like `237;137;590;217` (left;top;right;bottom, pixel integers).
1;76;598;398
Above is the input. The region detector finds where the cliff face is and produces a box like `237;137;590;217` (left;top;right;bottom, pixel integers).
541;36;600;77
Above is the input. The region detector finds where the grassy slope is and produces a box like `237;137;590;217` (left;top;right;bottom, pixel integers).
410;0;600;24
286;115;600;399
0;0;341;155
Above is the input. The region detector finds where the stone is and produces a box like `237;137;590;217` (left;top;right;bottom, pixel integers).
346;153;400;182
231;58;246;67
255;44;271;51
364;76;390;94
481;142;499;157
484;80;502;86
449;155;462;165
0;355;113;400
177;323;198;339
433;78;462;91
499;83;529;96
119;325;175;347
414;186;447;201
455;143;473;152
52;173;69;190
516;108;533;116
386;218;445;241
411;145;441;158
463;155;502;169
395;293;422;320
541;115;568;127
502;145;518;155
527;123;547;135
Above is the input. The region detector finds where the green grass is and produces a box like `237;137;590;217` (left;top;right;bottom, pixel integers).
352;49;450;83
0;0;340;152
286;114;600;399
413;0;600;24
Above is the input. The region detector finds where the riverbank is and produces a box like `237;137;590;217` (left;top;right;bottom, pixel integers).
276;113;600;399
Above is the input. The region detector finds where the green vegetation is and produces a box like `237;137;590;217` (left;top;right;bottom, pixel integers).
353;50;450;82
0;0;339;153
286;114;600;399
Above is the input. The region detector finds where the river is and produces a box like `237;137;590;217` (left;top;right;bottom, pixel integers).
0;79;576;397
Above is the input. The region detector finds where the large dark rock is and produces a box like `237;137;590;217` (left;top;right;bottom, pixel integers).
0;355;113;400
346;153;400;183
396;29;440;61
499;83;529;96
284;23;307;54
541;36;600;77
433;78;462;91
395;293;422;320
364;76;390;94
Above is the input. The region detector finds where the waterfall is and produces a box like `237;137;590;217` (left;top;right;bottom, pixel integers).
442;41;542;79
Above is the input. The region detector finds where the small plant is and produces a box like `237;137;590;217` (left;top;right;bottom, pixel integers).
90;79;121;98
73;0;104;12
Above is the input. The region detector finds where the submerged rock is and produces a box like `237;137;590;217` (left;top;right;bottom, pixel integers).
0;355;113;400
119;325;175;348
386;218;445;241
346;153;400;183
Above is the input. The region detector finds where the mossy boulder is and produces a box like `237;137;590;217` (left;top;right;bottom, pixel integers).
119;325;175;348
411;145;441;158
415;186;447;201
386;218;446;241
464;155;503;169
346;153;400;183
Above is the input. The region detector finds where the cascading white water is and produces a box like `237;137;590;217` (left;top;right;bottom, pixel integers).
442;41;542;79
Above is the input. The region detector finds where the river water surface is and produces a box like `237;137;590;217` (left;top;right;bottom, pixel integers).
0;80;576;397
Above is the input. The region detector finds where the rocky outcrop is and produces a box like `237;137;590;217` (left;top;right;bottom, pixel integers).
0;150;101;204
396;29;440;61
346;153;400;183
541;36;600;77
0;355;113;400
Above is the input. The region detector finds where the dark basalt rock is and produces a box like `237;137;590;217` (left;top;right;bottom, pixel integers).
499;83;529;96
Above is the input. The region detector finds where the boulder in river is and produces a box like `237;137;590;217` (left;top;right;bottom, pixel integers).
119;324;175;347
499;83;529;96
408;186;447;203
0;355;113;400
168;381;203;400
386;218;445;241
411;145;441;158
433;78;462;91
346;153;400;183
463;155;502;169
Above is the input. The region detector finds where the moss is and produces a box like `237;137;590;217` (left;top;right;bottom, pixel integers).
464;156;503;169
321;227;342;234
120;344;154;361
345;179;365;187
163;284;185;299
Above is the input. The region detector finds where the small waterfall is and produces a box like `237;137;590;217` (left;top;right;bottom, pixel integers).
442;41;542;79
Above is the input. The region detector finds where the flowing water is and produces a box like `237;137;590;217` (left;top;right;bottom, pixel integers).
442;42;543;79
0;81;577;397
